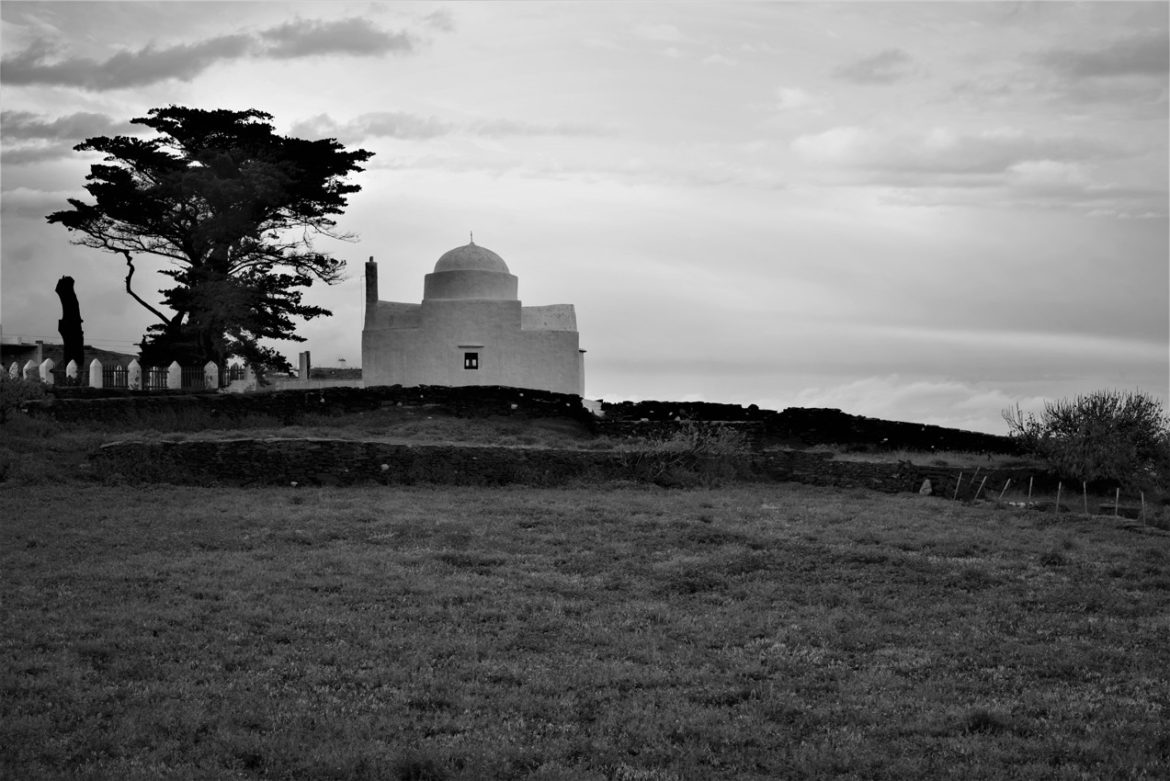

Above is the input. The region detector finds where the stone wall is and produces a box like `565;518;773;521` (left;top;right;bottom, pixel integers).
90;437;1054;495
28;384;593;426
91;440;619;487
598;401;1017;454
30;384;1016;456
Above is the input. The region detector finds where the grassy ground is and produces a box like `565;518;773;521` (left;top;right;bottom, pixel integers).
0;404;1034;488
0;408;602;486
3;483;1168;780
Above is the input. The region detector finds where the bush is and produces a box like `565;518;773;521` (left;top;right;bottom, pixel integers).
618;420;752;487
1004;389;1170;492
0;375;47;424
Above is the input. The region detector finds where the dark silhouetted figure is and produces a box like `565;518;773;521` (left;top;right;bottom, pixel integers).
55;275;84;373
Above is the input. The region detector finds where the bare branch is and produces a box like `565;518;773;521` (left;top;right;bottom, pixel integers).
119;249;174;326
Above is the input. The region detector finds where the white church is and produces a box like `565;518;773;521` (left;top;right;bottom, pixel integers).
361;240;585;396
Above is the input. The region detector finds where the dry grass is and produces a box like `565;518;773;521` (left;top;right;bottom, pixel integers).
824;446;1038;470
3;483;1168;780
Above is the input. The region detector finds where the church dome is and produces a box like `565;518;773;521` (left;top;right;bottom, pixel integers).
424;239;518;301
434;242;510;274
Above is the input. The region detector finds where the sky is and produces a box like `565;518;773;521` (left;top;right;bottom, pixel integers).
1;1;1167;434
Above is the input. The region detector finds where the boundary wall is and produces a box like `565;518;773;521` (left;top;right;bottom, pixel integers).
90;438;1054;496
26;384;1016;454
25;384;592;426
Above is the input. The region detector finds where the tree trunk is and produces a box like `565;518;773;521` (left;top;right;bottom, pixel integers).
55;276;85;373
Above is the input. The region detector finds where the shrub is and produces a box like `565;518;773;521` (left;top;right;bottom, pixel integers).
618;420;751;487
1004;389;1170;492
0;375;47;424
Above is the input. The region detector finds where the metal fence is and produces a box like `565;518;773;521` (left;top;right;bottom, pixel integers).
42;362;217;391
102;365;129;389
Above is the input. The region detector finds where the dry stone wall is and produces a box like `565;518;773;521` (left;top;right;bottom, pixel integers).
597;402;1017;454
91;440;619;487
90;437;1053;495
28;384;593;426
31;384;1016;456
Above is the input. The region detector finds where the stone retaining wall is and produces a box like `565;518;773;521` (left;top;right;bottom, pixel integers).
32;385;1016;454
598;402;1017;454
30;385;592;426
90;438;1054;495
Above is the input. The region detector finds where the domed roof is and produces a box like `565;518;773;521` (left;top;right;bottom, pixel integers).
434;241;510;274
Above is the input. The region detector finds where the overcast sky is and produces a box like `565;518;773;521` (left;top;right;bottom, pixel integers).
2;1;1167;434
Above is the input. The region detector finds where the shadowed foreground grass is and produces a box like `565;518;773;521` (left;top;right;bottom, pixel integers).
2;484;1168;780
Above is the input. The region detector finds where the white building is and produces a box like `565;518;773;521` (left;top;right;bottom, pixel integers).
362;241;585;396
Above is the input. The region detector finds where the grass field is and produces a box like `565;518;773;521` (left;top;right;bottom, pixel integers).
3;482;1168;780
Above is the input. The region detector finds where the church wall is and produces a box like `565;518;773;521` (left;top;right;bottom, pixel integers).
371;301;420;329
363;299;582;395
521;304;577;331
361;247;583;396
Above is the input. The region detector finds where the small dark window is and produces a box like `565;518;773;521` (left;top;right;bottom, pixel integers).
464;352;479;370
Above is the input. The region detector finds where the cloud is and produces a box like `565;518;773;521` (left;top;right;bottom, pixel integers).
0;110;134;164
290;113;604;143
259;18;415;58
470;118;604;137
833;48;915;84
1006;159;1090;189
1037;32;1170;79
790;125;1164;214
0;187;75;220
789;374;1049;434
0;110;124;141
0;18;420;91
291;112;451;141
702;53;736;67
635;23;690;44
775;86;832;113
792;126;1113;176
422;9;455;33
0;35;252;89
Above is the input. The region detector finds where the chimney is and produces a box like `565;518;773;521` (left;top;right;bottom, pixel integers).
364;256;378;326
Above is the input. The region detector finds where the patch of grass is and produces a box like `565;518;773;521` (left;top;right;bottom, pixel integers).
827;446;1037;469
3;484;1169;779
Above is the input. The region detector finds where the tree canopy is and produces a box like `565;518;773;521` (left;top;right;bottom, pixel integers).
1004;389;1170;491
47;106;373;375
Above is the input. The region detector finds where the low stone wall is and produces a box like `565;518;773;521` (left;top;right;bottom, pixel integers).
598;402;1017;455
29;384;593;426
32;384;1016;456
91;439;622;487
754;451;1061;498
90;437;1054;495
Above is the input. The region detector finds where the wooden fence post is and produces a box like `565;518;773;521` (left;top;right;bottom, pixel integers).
1055;482;1062;515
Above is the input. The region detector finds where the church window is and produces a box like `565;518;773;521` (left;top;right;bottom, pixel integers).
464;352;479;370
